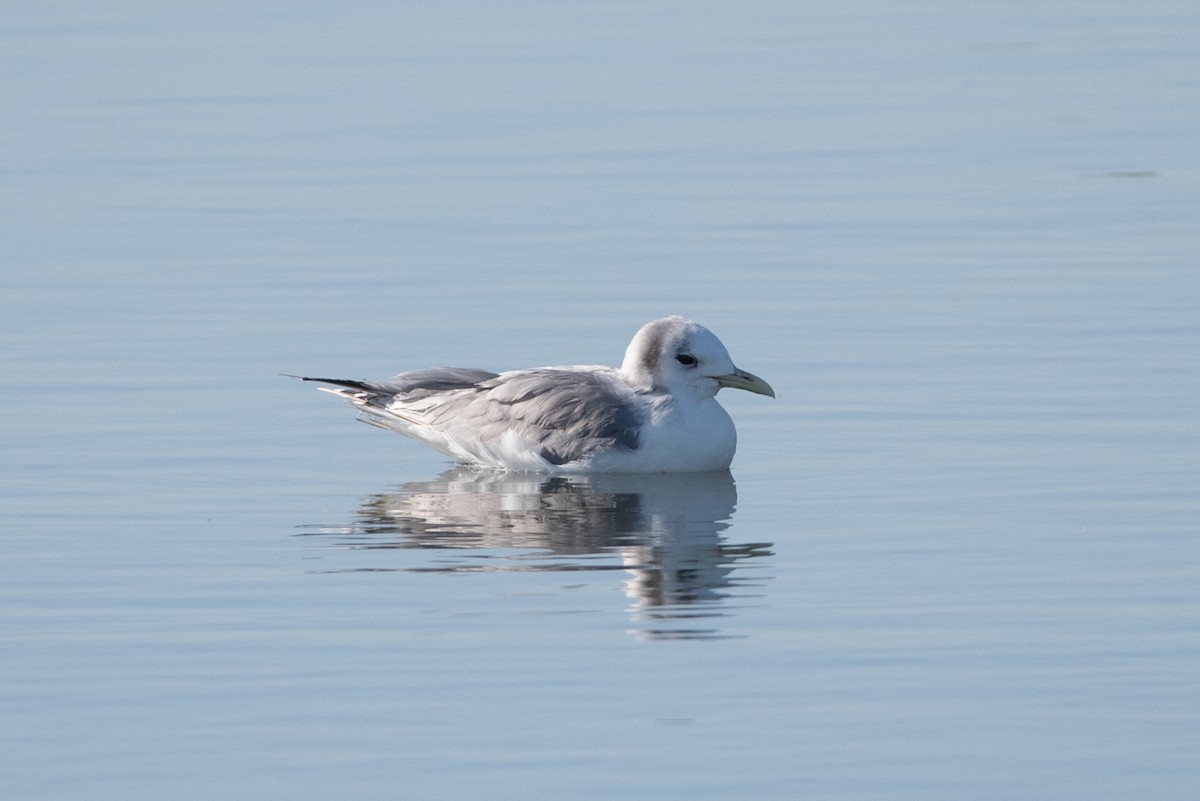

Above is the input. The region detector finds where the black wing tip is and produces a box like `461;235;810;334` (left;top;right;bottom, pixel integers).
282;374;376;392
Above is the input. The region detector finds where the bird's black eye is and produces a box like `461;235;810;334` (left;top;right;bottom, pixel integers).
676;354;697;366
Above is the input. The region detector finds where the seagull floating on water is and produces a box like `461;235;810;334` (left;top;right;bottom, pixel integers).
293;316;774;473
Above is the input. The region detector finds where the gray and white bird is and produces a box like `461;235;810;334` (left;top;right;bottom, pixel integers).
294;316;774;473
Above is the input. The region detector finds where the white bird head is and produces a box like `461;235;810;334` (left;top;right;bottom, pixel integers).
619;316;775;399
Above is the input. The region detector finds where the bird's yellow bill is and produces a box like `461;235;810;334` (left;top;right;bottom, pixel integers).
714;368;775;397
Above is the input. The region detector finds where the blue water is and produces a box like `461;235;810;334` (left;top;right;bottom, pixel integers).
3;2;1198;799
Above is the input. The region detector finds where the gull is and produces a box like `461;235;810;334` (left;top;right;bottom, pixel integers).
293;316;774;473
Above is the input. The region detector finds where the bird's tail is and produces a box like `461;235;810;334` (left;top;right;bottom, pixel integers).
285;374;417;432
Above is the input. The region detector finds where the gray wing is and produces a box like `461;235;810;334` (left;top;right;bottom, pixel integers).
294;368;499;438
295;368;499;400
466;369;644;465
372;368;501;398
298;367;644;466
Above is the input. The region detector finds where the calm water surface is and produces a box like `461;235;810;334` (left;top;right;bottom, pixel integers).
2;2;1198;799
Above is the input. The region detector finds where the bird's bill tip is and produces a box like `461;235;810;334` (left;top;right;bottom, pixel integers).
714;368;775;397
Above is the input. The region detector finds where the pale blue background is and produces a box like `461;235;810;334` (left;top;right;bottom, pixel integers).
2;2;1198;799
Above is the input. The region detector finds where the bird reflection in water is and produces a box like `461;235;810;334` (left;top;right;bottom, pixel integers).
299;468;773;639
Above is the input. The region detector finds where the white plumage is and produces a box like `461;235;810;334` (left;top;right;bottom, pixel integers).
295;316;774;473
